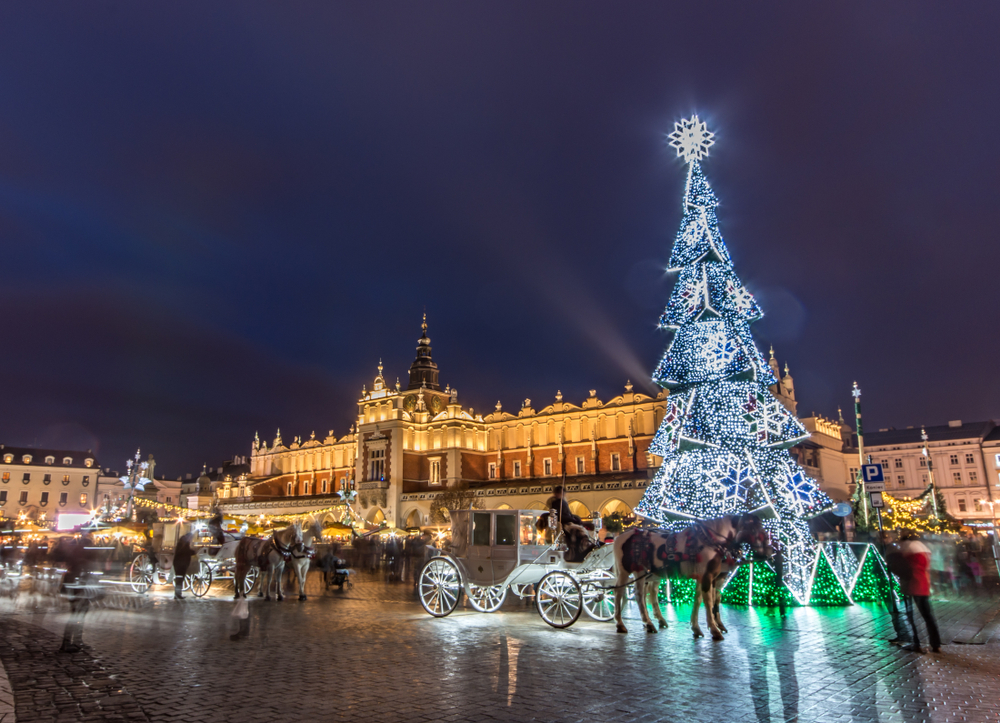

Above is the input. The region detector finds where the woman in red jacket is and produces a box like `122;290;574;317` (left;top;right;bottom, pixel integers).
900;530;942;653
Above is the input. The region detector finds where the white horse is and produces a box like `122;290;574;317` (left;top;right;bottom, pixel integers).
612;515;772;640
286;516;324;601
255;522;304;602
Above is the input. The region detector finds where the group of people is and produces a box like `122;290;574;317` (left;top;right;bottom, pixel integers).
343;531;440;584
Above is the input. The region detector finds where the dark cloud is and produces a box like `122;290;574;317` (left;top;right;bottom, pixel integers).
0;3;997;474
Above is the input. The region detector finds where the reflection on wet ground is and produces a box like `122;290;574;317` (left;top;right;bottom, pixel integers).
1;573;998;722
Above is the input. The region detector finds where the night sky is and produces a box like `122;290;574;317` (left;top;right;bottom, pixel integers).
1;4;998;477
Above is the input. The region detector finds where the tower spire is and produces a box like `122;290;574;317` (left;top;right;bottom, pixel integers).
407;312;440;390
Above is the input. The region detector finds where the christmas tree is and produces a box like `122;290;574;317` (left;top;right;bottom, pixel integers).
634;116;835;603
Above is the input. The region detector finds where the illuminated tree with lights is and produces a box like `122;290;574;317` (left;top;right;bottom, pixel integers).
635;116;835;603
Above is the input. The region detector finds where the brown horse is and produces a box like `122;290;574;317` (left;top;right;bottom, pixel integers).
233;522;303;601
612;515;772;639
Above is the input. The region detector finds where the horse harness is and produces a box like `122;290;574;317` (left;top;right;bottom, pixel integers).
623;524;740;577
270;532;296;563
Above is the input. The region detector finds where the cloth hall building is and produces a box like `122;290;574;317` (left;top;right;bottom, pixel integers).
225;319;875;530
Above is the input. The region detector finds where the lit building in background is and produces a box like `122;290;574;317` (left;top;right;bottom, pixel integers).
0;445;98;523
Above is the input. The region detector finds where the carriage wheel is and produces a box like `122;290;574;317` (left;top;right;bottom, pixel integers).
190;562;213;598
419;557;462;617
242;566;259;596
128;553;154;594
466;583;507;613
536;571;583;628
581;571;616;622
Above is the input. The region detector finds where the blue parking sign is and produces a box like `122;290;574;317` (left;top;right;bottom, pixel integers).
862;464;884;483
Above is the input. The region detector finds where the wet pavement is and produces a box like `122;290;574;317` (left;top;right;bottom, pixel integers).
1;572;999;723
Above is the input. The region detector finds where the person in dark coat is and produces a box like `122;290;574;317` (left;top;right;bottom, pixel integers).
900;530;941;653
53;533;96;652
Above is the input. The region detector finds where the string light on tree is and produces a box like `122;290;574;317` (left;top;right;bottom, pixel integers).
636;115;835;604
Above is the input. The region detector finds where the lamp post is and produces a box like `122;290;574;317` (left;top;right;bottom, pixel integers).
921;427;939;518
853;382;870;529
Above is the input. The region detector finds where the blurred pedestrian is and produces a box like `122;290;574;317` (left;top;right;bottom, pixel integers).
882;532;913;646
53;533;96;653
900;530;941;653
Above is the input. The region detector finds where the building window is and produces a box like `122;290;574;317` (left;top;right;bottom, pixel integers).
897;475;905;487
22;455;31;464
43;474;52;485
921;473;929;484
894;458;903;469
974;499;983;512
610;453;621;472
79;493;87;507
0;490;6;504
1;472;7;482
970;471;978;483
369;448;385;482
19;491;28;505
953;472;962;485
880;459;889;471
919;457;927;468
543;458;552;476
287;482;294;496
62;475;70;486
488;463;497;480
45;455;54;465
321;479;328;494
513;461;522;478
849;467;858;482
430;458;442;485
82;475;89;487
3;454;11;463
59;492;68;506
966;453;975;465
576;457;585;475
995;453;1000;468
950;454;959;465
166;496;172;504
340;477;347;491
40;491;49;506
22;473;30;484
63;457;73;465
303;481;311;495
958;498;967;512
84;458;93;468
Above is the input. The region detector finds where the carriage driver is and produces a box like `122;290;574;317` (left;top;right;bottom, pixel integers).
548;486;588;538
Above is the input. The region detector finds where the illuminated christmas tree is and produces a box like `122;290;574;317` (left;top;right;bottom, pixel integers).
634;116;835;603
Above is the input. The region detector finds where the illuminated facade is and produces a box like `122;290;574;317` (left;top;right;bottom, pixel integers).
0;445;98;522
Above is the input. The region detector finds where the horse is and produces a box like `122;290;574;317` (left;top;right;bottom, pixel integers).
233;522;303;601
612;514;772;640
286;516;324;601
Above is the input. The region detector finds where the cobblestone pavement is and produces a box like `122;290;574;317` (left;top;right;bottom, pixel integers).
1;572;999;723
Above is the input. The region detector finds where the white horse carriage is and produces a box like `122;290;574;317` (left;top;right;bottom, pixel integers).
128;520;258;597
417;508;616;628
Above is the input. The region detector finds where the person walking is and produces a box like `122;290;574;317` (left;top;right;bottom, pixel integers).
54;533;96;653
900;530;942;653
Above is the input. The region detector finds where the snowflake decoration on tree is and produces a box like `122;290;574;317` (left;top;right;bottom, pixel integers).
680;217;705;247
649;390;694;456
785;469;818;507
693;322;737;371
725;278;758;318
668;115;715;164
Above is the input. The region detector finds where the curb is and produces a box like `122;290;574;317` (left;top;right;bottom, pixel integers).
0;652;14;723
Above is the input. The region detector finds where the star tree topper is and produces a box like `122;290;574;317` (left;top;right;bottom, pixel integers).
668;115;715;164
